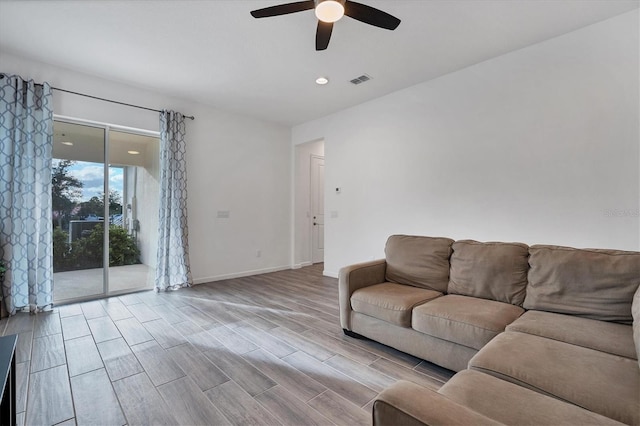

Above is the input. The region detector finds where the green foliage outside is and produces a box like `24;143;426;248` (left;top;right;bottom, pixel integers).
79;196;104;218
79;190;123;218
51;160;123;226
51;160;83;228
51;159;131;272
53;227;70;269
53;225;140;272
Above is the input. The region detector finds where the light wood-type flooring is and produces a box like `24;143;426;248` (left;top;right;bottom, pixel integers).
0;263;454;426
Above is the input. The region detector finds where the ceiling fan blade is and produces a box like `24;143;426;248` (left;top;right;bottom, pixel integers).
344;0;401;30
316;21;333;51
250;1;315;18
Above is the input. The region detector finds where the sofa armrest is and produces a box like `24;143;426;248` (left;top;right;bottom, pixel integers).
339;259;387;330
373;380;504;426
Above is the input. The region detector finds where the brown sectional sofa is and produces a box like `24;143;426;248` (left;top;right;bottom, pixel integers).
338;235;640;425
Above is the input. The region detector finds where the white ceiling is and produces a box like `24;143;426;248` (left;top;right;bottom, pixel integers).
0;0;638;126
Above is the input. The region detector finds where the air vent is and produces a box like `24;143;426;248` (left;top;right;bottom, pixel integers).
350;74;372;85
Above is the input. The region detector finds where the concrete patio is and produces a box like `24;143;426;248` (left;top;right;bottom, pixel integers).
53;263;154;302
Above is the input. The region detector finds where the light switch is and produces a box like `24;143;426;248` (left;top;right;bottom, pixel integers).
217;210;230;218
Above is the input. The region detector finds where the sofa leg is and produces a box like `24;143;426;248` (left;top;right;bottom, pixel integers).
343;329;366;339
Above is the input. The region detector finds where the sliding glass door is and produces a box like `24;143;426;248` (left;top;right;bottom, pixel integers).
52;119;159;303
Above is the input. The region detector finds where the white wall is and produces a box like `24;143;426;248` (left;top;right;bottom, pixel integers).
293;11;640;277
134;139;160;269
293;139;325;267
141;140;160;268
1;51;293;284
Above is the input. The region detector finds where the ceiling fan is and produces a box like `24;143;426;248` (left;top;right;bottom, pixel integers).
250;0;401;51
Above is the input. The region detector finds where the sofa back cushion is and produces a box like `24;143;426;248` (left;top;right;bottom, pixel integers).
524;245;640;323
385;235;454;292
448;240;529;305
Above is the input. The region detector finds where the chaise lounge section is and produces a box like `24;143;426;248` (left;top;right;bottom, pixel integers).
339;235;640;425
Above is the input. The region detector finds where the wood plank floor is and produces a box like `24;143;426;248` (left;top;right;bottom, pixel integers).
0;263;454;426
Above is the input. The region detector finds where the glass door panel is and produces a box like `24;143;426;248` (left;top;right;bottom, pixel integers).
107;130;159;293
52;121;106;302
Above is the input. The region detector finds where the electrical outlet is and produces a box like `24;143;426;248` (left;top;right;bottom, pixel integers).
217;210;230;218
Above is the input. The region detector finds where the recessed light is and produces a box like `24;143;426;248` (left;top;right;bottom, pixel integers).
316;77;329;85
127;150;140;155
61;141;74;146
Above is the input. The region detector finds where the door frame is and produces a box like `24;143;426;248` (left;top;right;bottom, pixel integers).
309;154;325;264
53;115;159;305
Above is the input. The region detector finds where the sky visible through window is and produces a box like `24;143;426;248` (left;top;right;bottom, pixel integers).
53;159;124;202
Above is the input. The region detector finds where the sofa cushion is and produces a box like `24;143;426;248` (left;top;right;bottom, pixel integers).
440;370;624;426
448;240;529;306
351;283;441;327
351;312;478;372
524;245;640;323
468;331;640;425
634;285;640;368
411;295;524;350
385;235;454;292
374;380;504;426
506;310;636;359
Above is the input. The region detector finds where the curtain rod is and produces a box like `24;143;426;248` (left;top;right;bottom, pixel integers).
0;73;195;121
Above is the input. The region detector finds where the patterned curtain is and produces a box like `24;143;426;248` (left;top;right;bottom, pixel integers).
155;110;192;291
0;74;54;314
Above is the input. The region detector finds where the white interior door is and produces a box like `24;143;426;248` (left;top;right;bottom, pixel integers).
311;155;325;263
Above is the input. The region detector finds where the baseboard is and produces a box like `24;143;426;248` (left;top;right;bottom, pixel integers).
193;265;292;285
292;261;313;270
323;270;339;278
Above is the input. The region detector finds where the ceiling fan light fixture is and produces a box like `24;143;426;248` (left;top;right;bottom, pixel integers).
250;0;401;51
315;76;329;85
315;0;344;23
